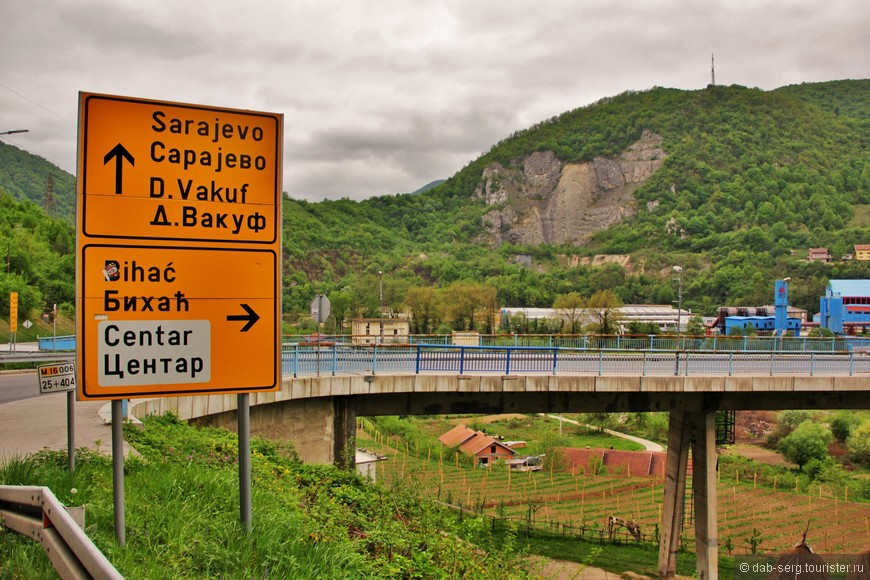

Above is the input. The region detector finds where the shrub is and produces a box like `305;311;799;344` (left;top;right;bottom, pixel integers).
778;410;813;430
829;411;859;444
777;420;834;469
847;419;870;465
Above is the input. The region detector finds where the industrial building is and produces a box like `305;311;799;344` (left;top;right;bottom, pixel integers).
500;304;690;333
722;314;802;336
818;279;870;334
709;306;806;336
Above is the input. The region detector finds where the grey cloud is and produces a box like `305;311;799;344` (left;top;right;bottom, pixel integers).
1;0;868;201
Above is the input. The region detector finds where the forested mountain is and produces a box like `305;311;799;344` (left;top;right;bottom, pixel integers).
0;189;74;323
3;79;870;331
282;80;870;325
0;144;75;223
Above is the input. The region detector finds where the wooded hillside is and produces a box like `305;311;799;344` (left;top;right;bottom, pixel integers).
2;79;869;330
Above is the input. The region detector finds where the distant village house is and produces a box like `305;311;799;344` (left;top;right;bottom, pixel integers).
854;244;870;261
351;317;410;344
807;248;832;263
438;424;517;466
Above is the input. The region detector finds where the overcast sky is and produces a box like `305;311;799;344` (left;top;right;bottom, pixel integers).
2;1;868;202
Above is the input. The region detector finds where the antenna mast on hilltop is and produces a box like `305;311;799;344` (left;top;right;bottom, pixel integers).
44;174;56;217
711;53;716;86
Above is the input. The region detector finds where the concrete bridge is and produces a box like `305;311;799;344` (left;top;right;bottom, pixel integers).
129;347;870;580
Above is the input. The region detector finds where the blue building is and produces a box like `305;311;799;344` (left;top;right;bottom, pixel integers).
715;279;803;336
818;280;870;334
724;315;801;336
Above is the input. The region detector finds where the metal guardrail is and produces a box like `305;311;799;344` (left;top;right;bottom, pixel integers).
281;344;870;377
0;352;75;365
0;485;122;579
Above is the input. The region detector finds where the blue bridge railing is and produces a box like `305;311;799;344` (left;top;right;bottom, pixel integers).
34;333;870;355
281;344;870;378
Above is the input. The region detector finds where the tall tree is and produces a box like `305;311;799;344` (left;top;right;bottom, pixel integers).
553;291;586;334
443;281;496;331
586;289;623;335
328;288;353;334
405;286;442;334
481;285;500;334
686;314;705;336
776;420;833;469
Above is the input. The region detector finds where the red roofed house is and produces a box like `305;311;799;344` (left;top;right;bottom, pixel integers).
807;248;831;263
854;244;870;262
439;424;517;466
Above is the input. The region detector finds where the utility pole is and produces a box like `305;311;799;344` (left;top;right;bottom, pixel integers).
673;266;684;376
44;174;56;216
378;271;384;344
673;266;684;339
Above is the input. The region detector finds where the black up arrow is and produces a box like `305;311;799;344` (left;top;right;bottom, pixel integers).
227;304;260;332
103;143;135;194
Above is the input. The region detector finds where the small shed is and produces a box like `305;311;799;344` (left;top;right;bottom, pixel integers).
355;449;388;481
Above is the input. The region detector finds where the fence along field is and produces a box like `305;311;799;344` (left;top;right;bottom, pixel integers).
358;424;870;555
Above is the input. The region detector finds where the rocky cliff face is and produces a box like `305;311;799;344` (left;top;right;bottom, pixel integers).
475;130;666;246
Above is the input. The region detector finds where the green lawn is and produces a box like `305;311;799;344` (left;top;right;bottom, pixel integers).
847;204;870;227
412;414;646;455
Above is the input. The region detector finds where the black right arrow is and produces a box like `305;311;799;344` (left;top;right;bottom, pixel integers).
103;143;135;194
227;304;260;332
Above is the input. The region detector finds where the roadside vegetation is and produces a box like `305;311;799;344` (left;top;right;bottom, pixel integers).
362;413;870;558
3;410;869;576
0;413;532;579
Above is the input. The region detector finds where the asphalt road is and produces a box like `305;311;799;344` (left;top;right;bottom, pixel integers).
0;372;41;404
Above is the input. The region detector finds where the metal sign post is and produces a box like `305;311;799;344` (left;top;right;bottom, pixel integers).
238;393;252;533
36;362;77;472
311;294;330;376
111;401;125;546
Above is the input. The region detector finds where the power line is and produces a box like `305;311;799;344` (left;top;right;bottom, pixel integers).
0;82;76;126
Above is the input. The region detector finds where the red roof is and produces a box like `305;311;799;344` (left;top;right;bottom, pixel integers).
438;424;477;447
439;424;516;458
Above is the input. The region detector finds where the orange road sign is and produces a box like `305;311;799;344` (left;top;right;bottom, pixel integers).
9;292;17;334
76;93;282;400
78;93;280;244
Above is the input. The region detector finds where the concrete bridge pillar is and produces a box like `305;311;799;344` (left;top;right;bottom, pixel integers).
658;410;718;580
193;396;355;466
333;396;356;470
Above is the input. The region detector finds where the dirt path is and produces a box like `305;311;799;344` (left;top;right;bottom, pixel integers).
544;414;664;452
530;558;624;579
530;557;665;579
724;443;796;467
